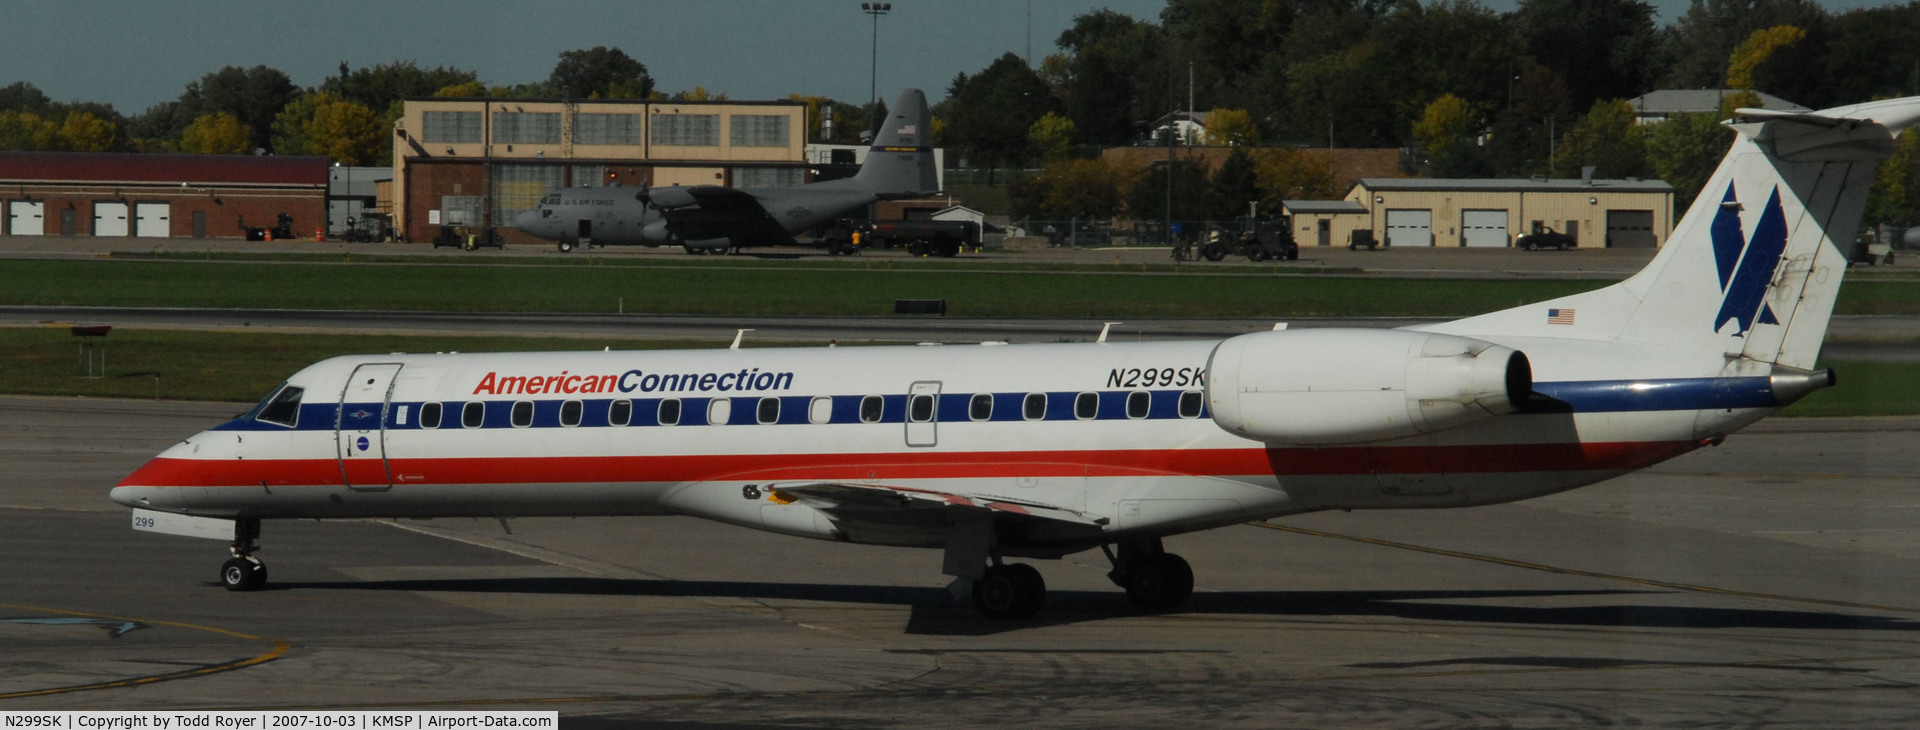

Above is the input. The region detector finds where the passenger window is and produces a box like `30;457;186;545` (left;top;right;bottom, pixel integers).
909;394;935;423
1126;391;1150;419
420;402;443;429
809;396;833;424
859;395;883;423
708;398;731;425
658;398;681;426
1179;391;1203;418
511;401;534;428
609;399;633;427
1023;392;1046;421
560;400;583;427
757;397;781;424
969;393;993;421
462;401;485;428
255;385;303;427
1075;392;1098;420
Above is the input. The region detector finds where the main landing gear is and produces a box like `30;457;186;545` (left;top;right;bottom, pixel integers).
220;518;267;592
963;538;1196;620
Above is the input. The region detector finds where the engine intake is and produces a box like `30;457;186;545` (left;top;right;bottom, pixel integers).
1206;329;1531;445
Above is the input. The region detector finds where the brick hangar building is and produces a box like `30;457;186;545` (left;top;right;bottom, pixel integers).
0;152;327;239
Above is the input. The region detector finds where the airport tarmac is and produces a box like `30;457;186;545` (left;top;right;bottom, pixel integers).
2;396;1917;726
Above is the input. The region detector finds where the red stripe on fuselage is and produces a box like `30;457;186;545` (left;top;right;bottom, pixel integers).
117;440;1700;489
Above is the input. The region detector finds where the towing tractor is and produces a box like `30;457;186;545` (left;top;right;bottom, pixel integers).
1199;217;1299;262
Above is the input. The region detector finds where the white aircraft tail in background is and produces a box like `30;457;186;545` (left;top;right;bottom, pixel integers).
114;96;1920;619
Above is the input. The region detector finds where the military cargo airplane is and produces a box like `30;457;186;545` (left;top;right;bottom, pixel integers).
511;88;939;253
114;96;1920;618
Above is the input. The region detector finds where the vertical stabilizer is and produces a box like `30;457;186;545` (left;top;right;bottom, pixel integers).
1426;96;1920;372
831;88;940;196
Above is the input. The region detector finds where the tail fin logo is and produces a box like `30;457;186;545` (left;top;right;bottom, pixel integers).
1710;184;1790;336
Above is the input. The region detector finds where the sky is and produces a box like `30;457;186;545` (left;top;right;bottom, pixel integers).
1;0;1904;116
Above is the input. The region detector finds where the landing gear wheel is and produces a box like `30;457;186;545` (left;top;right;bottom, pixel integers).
557;241;574;253
220;557;266;592
973;563;1047;619
1124;553;1192;612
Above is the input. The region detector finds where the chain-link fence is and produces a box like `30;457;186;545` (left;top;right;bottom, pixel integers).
1015;219;1275;247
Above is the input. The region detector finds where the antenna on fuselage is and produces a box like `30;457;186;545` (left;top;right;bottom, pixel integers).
731;329;754;349
1097;322;1122;343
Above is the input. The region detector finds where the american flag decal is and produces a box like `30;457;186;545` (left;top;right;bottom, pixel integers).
899;124;917;135
1547;308;1576;325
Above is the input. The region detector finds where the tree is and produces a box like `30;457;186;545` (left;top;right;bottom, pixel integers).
432;82;488;98
1208;146;1261;219
1727;25;1807;90
1663;0;1829;97
271;92;385;165
1867;130;1920;226
548;46;653;99
0;82;52;114
942;52;1058;172
671;86;726;101
1824;3;1920;105
322;61;479;113
1126;160;1211;221
1513;0;1663;113
1027;112;1077;163
1253;147;1338;209
1412;93;1481;175
1016;158;1130;221
179;112;252;154
1646;111;1735;212
1202;108;1257;146
0;111;58;150
1057;10;1166;146
58;112;118;152
1550;99;1648;179
177;66;299;152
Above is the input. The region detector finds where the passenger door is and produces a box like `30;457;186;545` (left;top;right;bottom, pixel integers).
337;363;402;491
905;381;940;447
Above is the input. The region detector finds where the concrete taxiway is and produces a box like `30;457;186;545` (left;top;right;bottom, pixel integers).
2;396;1918;726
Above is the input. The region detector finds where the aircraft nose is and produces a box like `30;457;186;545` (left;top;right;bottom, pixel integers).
512;210;549;238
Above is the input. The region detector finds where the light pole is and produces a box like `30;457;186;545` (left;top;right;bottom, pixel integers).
862;2;891;111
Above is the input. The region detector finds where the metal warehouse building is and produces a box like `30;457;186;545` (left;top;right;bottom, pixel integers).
0;152;328;239
393;97;808;244
1285;176;1675;249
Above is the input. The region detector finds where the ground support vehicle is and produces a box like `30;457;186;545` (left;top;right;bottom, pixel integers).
1200;218;1299;262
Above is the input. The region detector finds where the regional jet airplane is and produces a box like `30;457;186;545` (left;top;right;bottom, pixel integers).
511;88;939;253
114;96;1920;618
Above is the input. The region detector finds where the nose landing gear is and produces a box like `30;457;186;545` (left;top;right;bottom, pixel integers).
219;518;266;592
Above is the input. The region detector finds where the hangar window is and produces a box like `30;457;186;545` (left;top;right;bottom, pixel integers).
511;401;534;428
909;394;935;423
1126;391;1151;419
420;402;443;429
609;399;633;427
658;398;681;426
1179;391;1204;419
809;396;833;424
422;111;482;144
652;114;719;146
733;167;803;188
730;115;790;147
859;395;884;423
757;397;781;424
560;400;583;427
254;384;303;428
1074;392;1099;420
969;393;994;422
574;113;641;145
461;402;485;429
491;111;560;144
1023;393;1047;421
492;165;563;226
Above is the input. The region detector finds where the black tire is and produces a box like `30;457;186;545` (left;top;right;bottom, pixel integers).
1124;553;1193;612
1559;241;1574;251
220;557;265;592
974;564;1046;619
1201;243;1228;262
1248;247;1270;262
938;241;962;257
1286;248;1300;261
557;241;574;253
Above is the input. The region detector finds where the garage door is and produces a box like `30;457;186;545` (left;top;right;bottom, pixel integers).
1461;209;1508;248
7;201;44;235
135;202;170;237
93;202;129;237
1385;209;1432;247
1606;210;1656;248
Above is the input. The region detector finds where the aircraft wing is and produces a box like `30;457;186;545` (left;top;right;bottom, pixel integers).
767;482;1110;528
651;185;796;245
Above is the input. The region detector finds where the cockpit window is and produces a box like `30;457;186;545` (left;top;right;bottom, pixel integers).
255;385;303;427
540;192;561;205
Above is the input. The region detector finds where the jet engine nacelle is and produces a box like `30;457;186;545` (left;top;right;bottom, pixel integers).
1206;329;1531;445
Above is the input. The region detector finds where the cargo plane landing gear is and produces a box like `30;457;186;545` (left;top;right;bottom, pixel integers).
1105;539;1194;612
220;518;266;591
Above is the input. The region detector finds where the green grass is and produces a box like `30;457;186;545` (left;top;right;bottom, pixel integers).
0;327;724;403
0;258;1615;319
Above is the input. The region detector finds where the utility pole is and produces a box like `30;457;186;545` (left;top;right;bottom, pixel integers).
862;3;892;110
